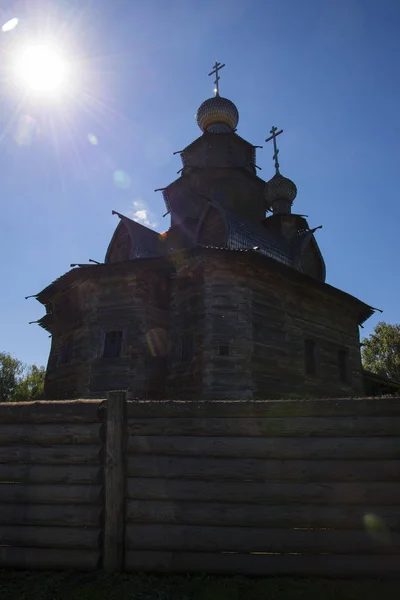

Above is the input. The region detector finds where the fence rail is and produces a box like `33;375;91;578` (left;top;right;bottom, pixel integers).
0;393;399;576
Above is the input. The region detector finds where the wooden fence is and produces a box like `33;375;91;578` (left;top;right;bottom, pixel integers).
0;394;400;576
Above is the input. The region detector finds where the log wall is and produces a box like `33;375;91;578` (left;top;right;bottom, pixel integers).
0;399;105;570
1;394;400;576
124;397;400;577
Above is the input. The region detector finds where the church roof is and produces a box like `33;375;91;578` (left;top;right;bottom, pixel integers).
105;212;161;262
223;208;292;267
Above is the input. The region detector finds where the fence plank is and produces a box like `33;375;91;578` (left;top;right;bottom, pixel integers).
127;398;400;419
125;550;400;576
127;417;400;437
127;478;400;505
0;464;102;485
103;391;126;572
0;503;102;527
126;455;400;482
125;523;399;554
126;499;400;531
0;525;100;549
0;423;101;445
0;445;102;465
0;400;104;424
0;547;99;570
0;483;102;504
127;435;400;459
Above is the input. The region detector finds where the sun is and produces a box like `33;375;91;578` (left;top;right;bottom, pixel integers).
14;43;70;96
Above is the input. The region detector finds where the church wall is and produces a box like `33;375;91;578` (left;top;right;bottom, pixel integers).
44;266;169;399
248;261;364;398
200;258;253;399
167;258;205;398
195;252;363;400
45;280;98;399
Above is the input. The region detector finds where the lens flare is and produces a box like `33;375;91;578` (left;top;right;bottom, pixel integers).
2;17;19;32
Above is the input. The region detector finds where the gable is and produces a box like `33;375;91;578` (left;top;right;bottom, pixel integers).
106;222;132;263
196;206;227;246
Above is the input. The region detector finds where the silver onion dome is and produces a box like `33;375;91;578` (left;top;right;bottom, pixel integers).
196;96;239;133
265;172;297;215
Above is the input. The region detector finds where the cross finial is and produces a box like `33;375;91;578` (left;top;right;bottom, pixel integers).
208;61;225;96
265;126;283;174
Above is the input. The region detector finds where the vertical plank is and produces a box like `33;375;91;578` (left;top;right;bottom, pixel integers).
103;390;126;571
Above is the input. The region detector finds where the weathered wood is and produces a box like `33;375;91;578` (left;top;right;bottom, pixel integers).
0;503;102;527
127;435;400;459
0;525;100;549
127;416;400;437
125;523;400;554
0;464;102;484
127;398;400;418
0;483;102;504
0;423;101;445
126;455;400;482
127;478;400;505
125;550;400;576
0;444;102;465
103;391;126;572
126;499;400;530
0;400;104;424
0;547;99;570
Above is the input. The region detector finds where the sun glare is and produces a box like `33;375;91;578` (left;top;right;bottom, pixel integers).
15;43;70;96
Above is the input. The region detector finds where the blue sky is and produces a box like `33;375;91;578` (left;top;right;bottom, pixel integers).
1;0;399;367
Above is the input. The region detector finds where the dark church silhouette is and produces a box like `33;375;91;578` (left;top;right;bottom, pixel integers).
35;63;375;399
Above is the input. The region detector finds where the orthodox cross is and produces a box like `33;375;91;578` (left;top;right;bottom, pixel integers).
265;126;283;174
208;61;225;96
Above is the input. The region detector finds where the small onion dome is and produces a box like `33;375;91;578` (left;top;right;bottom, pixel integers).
265;172;297;214
196;96;239;133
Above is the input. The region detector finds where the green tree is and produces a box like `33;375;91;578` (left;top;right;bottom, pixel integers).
362;322;400;381
14;364;46;401
0;352;45;402
0;352;24;402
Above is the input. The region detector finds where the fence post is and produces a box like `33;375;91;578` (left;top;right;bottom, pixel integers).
103;390;126;572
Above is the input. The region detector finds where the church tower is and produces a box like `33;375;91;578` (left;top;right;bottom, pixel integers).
35;64;374;399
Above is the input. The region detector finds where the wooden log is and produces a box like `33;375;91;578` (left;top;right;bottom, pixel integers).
125;523;400;554
126;499;400;531
126;398;400;419
0;525;100;549
126;478;400;506
0;423;101;445
126;455;400;482
0;503;102;527
0;483;102;504
0;400;105;424
0;464;102;484
125;550;400;576
0;444;102;465
0;547;99;570
103;391;126;572
127;416;400;437
127;435;400;459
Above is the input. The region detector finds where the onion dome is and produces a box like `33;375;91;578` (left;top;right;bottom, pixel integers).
196;96;239;133
265;172;297;215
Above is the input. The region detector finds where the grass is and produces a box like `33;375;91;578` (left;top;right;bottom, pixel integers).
1;571;400;600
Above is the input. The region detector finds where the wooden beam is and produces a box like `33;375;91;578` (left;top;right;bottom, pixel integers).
125;550;400;576
126;434;400;460
126;416;400;437
126;398;400;419
0;547;99;570
103;391;126;572
0;400;104;424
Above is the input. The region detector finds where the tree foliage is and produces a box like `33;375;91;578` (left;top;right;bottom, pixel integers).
0;352;45;402
362;322;400;382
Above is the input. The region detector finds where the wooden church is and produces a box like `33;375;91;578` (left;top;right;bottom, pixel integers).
35;63;375;399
